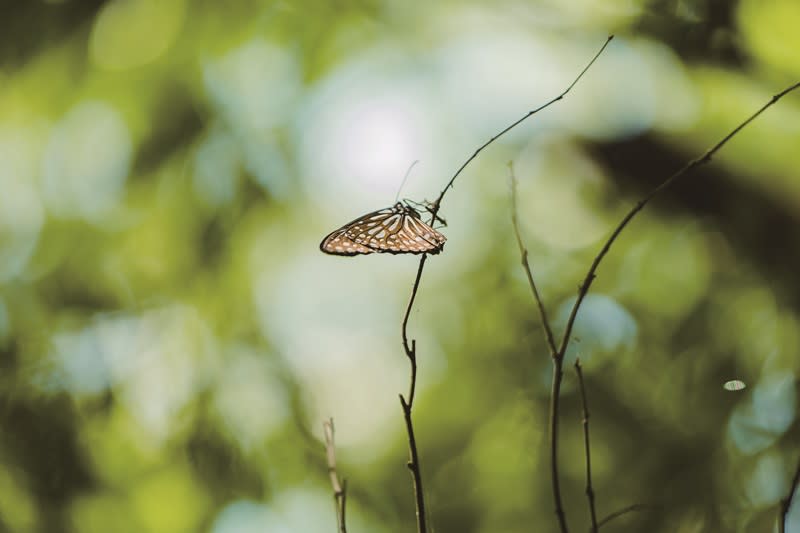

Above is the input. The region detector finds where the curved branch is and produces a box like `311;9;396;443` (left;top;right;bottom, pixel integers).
398;35;616;533
428;35;615;223
509;163;558;356
557;81;800;360
597;503;650;529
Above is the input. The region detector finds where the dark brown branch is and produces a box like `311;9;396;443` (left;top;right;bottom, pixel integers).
399;255;428;533
400;394;427;533
397;36;616;533
323;419;348;533
549;355;568;533
575;359;599;532
509;163;558;356
545;80;800;533
596;503;650;529
402;255;428;407
499;38;615;533
508;161;568;531
557;81;800;361
780;455;800;533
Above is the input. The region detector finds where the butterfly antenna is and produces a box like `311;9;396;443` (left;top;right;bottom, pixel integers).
394;160;420;203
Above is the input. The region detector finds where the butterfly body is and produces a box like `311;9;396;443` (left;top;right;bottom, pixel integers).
320;201;446;256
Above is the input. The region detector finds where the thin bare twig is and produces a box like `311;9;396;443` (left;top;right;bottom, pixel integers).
396;35;614;533
507;77;799;533
399;255;428;533
508;160;569;531
557;81;800;362
509;162;558;356
780;455;800;533
596;503;650;529
549;354;568;532
323;419;348;533
427;35;615;225
575;359;599;532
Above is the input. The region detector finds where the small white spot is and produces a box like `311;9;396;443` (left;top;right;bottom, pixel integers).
724;380;746;391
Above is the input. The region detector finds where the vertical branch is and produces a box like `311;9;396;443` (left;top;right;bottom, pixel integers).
574;359;599;532
396;36;615;533
780;455;800;533
539;81;798;533
508;78;800;533
509;163;568;532
549;355;569;533
323;419;348;533
400;256;429;533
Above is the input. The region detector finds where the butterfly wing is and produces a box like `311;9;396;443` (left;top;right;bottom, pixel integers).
319;226;379;255
319;206;396;256
346;207;445;255
320;204;446;256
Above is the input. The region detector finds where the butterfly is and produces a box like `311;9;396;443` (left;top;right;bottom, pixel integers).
320;201;447;256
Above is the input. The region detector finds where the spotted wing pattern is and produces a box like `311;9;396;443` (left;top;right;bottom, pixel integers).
320;202;446;256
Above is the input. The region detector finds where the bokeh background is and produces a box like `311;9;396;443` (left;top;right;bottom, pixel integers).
0;0;799;532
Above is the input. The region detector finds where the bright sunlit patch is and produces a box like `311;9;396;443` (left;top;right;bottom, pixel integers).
296;46;443;210
304;91;427;204
341;101;417;189
723;380;746;391
90;0;186;70
41;101;132;222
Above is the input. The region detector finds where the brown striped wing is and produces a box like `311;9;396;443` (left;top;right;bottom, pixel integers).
319;203;446;256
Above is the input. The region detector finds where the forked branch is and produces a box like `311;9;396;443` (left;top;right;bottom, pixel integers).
510;79;800;533
509;162;569;532
398;35;616;533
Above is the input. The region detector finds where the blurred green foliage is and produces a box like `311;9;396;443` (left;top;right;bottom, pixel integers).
0;1;799;532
